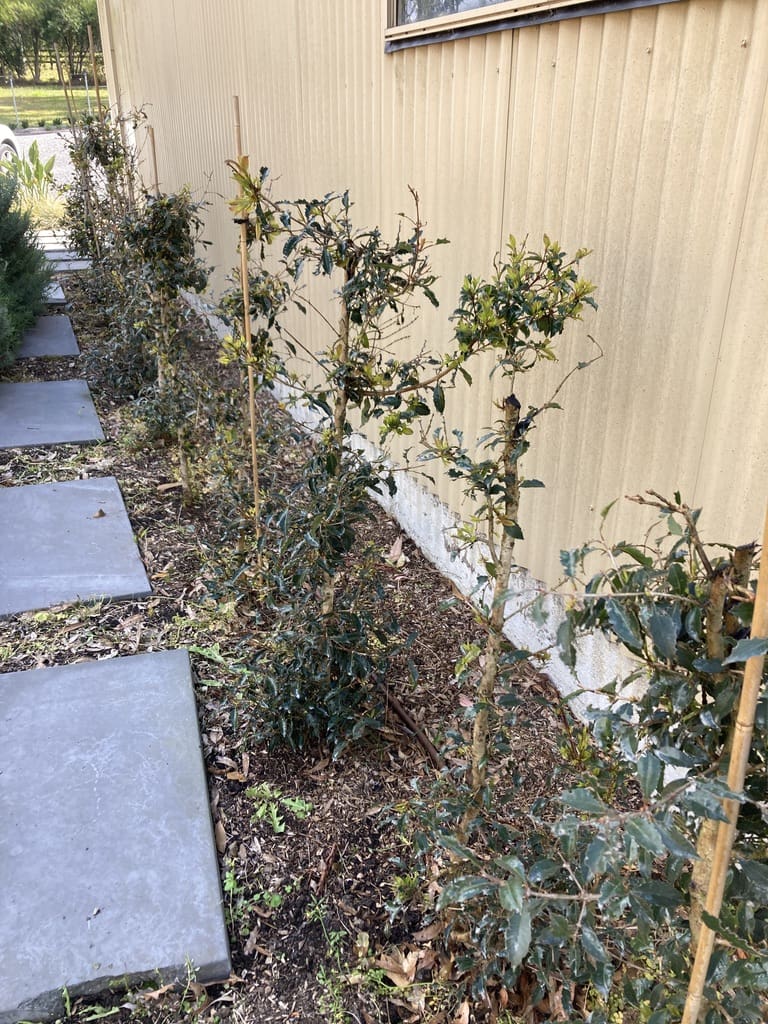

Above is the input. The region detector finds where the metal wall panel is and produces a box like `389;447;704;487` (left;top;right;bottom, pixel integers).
99;0;768;584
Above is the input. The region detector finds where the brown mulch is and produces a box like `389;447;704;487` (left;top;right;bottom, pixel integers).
0;272;572;1024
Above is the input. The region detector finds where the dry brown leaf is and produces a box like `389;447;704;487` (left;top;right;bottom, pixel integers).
140;983;175;1002
244;929;271;958
412;920;443;942
214;820;227;853
374;948;420;988
304;756;331;776
451;999;470;1024
385;535;409;568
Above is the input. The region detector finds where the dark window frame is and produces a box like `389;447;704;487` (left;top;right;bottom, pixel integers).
385;0;683;52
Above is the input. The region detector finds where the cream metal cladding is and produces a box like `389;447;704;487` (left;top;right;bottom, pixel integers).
98;0;768;586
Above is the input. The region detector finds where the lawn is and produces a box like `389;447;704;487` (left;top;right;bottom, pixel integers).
0;83;101;127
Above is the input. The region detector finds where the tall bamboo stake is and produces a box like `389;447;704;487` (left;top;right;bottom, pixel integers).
146;124;160;196
681;502;768;1024
233;95;261;535
87;25;104;120
101;0;134;210
53;45;75;122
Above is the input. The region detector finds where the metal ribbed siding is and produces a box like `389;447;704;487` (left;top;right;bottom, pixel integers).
99;0;768;585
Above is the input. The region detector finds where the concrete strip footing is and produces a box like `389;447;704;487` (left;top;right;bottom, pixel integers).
0;476;151;616
17;316;80;358
0;380;103;448
0;650;231;1023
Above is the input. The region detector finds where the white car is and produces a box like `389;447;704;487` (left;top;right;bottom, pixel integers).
0;123;18;161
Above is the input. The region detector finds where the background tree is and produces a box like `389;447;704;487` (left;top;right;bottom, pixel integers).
0;0;99;82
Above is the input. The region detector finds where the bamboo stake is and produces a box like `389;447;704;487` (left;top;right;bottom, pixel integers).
87;25;104;120
233;95;261;535
101;0;134;210
146;125;160;196
53;45;75;123
681;503;768;1024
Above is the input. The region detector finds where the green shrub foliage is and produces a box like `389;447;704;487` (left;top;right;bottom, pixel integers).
0;173;51;365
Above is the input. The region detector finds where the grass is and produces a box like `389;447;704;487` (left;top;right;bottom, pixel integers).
0;83;99;126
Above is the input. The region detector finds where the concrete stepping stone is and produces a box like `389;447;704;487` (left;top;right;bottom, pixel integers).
48;256;91;272
0;380;103;449
44;281;66;307
36;230;71;252
0;650;231;1023
17;316;80;359
0;476;151;617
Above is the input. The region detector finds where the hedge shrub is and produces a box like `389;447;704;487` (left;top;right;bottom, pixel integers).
0;173;51;365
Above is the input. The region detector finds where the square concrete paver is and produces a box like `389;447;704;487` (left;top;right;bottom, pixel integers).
0;380;103;448
48;257;91;271
0;476;151;616
44;281;66;307
17;316;80;358
0;650;231;1023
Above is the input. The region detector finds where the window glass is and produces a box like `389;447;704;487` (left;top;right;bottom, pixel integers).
396;0;506;25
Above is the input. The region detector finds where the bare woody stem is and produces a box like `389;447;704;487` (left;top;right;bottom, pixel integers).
320;291;352;618
469;393;521;794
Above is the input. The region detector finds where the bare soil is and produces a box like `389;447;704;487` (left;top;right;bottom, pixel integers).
0;272;571;1024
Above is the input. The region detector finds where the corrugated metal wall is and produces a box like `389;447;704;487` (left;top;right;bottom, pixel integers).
98;0;768;586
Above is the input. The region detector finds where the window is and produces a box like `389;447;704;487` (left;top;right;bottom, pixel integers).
386;0;681;49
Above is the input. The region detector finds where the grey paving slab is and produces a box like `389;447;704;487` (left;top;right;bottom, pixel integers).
0;380;102;448
48;257;91;271
0;476;151;616
44;281;66;307
36;230;71;251
17;316;80;358
0;650;231;1024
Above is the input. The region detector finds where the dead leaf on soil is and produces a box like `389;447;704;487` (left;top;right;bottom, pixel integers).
413;921;443;942
214;820;227;853
384;535;409;568
451;999;470;1024
304;756;331;776
374;948;421;988
140;983;175;1002
244;929;273;958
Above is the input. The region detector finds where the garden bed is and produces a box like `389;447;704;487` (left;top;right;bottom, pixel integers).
0;270;571;1024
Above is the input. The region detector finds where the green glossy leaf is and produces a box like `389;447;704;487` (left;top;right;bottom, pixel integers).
581;923;610;962
723;637;768;665
739;859;768;900
432;384;445;413
498;876;524;913
635;880;683;909
648;610;678;661
667;562;688;595
437;875;494;907
605;598;643;650
614;543;653;568
529;858;561;883
561;788;606;814
504;909;532;966
625;816;665;856
583;837;608;880
655;821;697;859
636;751;662;800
